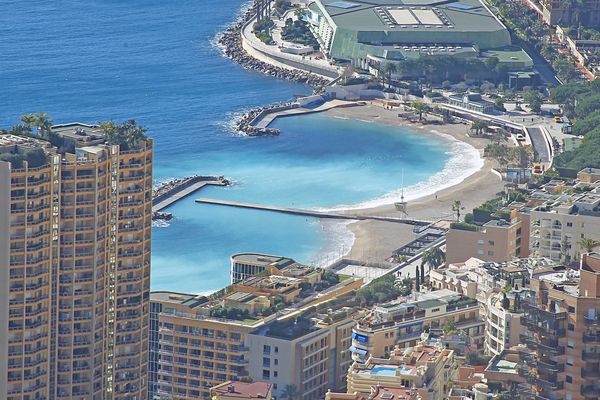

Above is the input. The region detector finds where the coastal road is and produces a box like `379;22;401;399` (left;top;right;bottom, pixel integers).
527;126;551;164
195;198;431;226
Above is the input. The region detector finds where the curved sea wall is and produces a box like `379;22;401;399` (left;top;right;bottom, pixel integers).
217;6;331;89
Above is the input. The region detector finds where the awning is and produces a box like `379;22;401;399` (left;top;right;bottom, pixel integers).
350;346;368;356
351;332;368;343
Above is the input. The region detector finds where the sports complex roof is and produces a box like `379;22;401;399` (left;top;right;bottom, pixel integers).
316;0;507;34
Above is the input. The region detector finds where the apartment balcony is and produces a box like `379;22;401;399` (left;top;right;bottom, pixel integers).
582;350;600;361
583;333;600;343
520;316;566;337
537;359;565;373
585;316;600;326
582;385;600;398
582;368;600;378
534;378;564;391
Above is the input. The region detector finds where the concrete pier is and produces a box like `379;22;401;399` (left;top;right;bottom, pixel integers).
152;177;228;212
195;198;430;226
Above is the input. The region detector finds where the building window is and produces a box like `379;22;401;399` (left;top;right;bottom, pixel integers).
566;222;572;227
566;375;572;384
262;370;270;380
567;340;574;349
263;357;270;368
487;251;495;256
274;371;278;378
568;306;575;313
263;345;271;355
274;359;278;365
274;346;278;353
566;357;573;366
568;323;574;331
488;240;495;246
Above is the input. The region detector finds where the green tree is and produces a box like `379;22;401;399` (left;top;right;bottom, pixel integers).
99;119;147;151
579;237;600;253
415;266;420;292
422;247;445;270
494;97;505;111
20;112;53;136
411;101;430;121
385;63;397;88
442;318;456;335
452;200;463;221
470;120;489;136
281;385;300;400
524;89;543;113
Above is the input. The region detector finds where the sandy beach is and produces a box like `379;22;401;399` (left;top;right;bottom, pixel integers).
325;104;506;262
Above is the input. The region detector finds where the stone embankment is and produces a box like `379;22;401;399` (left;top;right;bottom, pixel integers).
217;5;329;89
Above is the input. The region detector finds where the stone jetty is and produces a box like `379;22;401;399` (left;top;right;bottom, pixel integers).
234;102;296;136
217;4;329;90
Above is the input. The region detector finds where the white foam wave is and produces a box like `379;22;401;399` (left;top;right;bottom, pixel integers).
317;130;484;212
306;220;355;268
210;0;254;55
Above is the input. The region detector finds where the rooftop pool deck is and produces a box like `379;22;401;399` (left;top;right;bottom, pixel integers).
364;365;414;376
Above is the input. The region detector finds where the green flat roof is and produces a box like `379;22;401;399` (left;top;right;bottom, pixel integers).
318;0;506;33
483;45;533;65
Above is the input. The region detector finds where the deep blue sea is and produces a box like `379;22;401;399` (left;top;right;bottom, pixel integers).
0;0;481;293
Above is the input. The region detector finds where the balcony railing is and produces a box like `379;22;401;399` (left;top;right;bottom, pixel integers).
582;368;600;378
582;351;600;361
582;385;600;398
583;333;600;343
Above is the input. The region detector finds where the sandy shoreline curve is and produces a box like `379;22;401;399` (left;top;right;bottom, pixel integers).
321;104;505;263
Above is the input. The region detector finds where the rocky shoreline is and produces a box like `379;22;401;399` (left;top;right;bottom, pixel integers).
217;6;330;89
216;2;333;136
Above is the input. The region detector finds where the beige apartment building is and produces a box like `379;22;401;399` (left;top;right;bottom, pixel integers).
519;253;600;400
245;310;355;400
327;340;456;400
149;267;362;400
0;123;152;400
530;189;600;263
430;257;544;356
350;290;484;363
445;213;530;265
484;291;523;356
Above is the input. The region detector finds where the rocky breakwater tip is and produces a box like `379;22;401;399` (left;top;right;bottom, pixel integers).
234;100;303;136
217;7;330;91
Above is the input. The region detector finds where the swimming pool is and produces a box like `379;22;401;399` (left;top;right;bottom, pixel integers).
370;366;398;376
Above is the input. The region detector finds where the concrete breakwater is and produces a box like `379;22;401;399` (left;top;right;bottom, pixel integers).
217;4;330;89
152;176;231;215
235;101;298;136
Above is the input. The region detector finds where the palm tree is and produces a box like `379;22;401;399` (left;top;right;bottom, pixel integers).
411;101;429;121
281;385;299;400
20;113;53;136
452;200;464;221
385;63;397;88
469;120;489;136
422;247;445;271
579;237;600;254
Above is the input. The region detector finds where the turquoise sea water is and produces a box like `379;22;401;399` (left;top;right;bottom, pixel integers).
0;0;481;293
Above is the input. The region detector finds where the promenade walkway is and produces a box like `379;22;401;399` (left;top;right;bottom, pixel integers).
241;13;342;79
195;198;431;225
254;99;361;128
